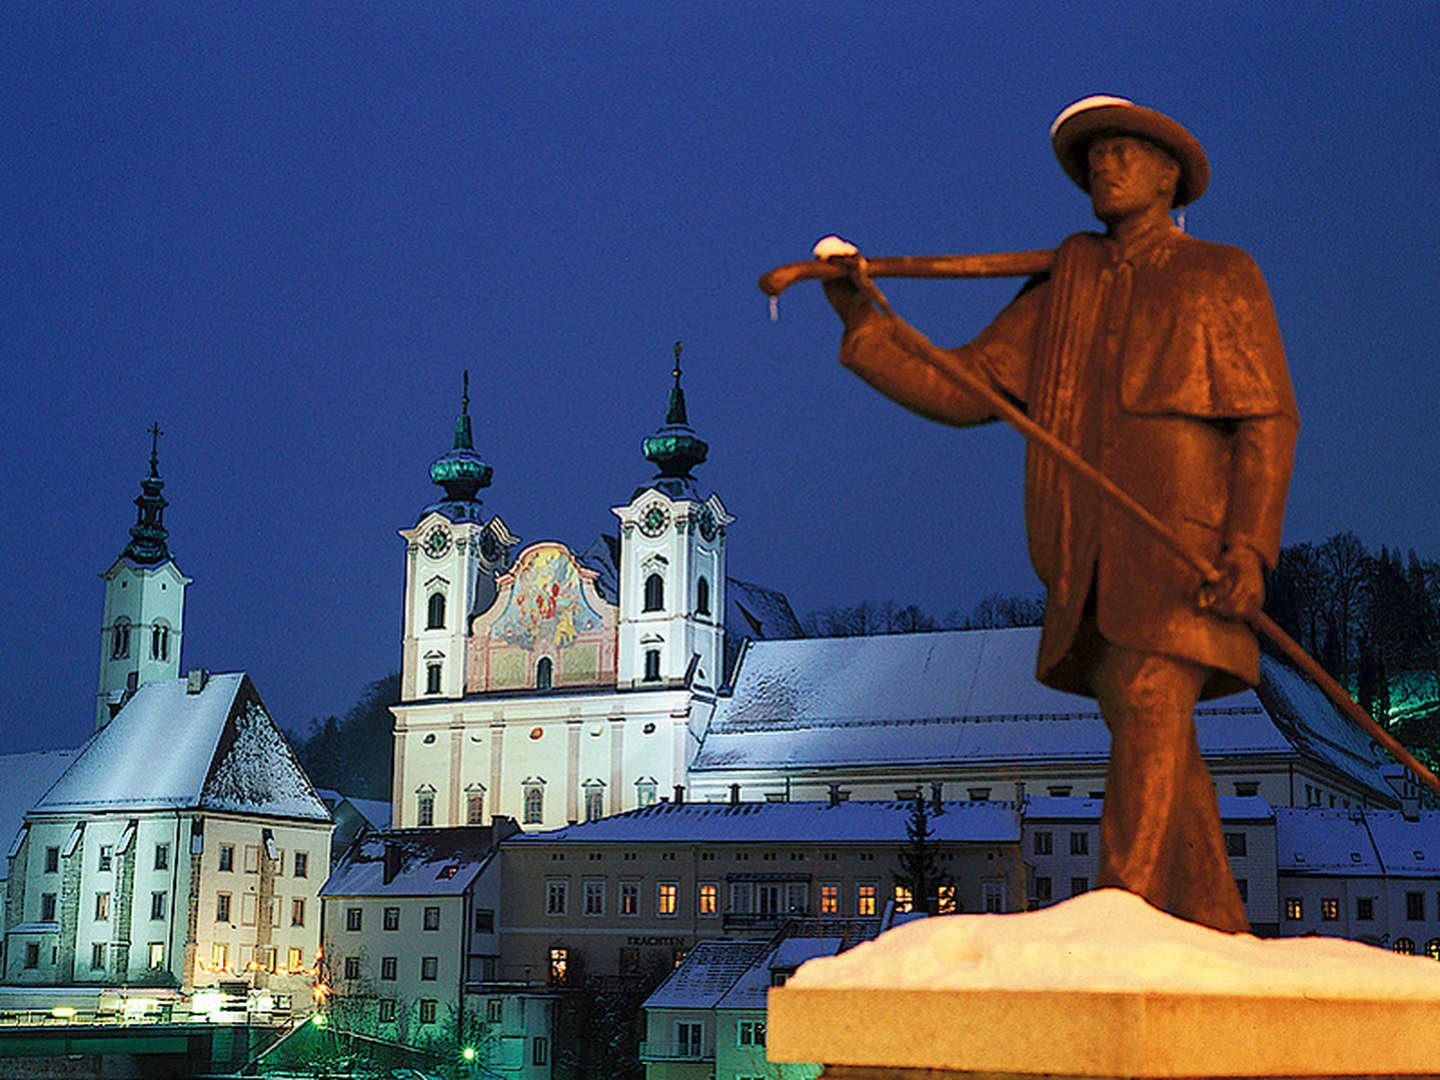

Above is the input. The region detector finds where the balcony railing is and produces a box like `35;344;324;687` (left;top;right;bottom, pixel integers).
638;1040;712;1062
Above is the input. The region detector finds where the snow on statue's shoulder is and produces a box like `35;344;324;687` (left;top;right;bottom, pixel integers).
787;888;1440;999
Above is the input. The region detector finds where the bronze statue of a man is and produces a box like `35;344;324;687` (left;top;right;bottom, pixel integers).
824;96;1299;933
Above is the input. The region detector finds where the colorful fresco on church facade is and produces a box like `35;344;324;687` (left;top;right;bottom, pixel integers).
468;542;617;692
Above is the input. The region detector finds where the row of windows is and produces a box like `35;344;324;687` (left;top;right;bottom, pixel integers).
667;1019;764;1056
371;998;486;1030
343;954;441;981
1286;892;1440;923
1031;831;1091;856
109;620;172;662
205;942;309;975
214;893;308;927
419;779;666;827
216;844;310;877
544;879;905;919
343;905;444;933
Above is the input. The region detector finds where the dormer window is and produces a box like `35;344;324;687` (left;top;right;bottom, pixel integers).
696;576;710;616
112;619;131;660
427;592;446;630
643;574;664;612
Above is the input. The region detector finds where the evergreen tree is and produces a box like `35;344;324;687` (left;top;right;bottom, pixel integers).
894;795;950;916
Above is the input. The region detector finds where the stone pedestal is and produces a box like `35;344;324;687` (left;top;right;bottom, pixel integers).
768;984;1440;1077
766;891;1440;1080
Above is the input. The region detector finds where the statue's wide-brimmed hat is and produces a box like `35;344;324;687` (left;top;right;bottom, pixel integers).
1051;95;1209;207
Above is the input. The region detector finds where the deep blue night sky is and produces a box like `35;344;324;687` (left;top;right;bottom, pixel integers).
2;5;1437;753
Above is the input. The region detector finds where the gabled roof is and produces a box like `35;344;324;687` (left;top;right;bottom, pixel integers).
693;628;1393;802
715;936;845;1011
1274;808;1380;874
643;940;773;1010
32;674;329;821
1355;810;1440;877
315;789;392;831
321;826;510;898
505;799;1020;845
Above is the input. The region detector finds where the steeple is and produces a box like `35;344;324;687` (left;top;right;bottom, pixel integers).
121;422;172;565
426;371;494;523
640;342;709;499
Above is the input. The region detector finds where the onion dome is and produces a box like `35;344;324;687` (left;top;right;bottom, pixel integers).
640;342;708;499
425;372;493;522
121;422;172;565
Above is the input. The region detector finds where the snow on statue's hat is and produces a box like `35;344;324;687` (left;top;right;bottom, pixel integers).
1051;95;1210;207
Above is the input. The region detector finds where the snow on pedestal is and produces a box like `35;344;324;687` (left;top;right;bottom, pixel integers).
768;889;1440;1078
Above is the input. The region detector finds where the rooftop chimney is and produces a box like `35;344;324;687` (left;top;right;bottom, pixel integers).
827;783;850;808
186;669;209;694
931;782;944;815
1014;781;1027;806
674;785;685;806
382;841;401;885
729;783;740;806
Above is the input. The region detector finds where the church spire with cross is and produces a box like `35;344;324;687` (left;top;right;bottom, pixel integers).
640;341;709;499
121;422;172;565
97;425;191;729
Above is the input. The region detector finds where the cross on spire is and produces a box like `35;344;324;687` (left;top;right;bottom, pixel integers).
148;422;163;476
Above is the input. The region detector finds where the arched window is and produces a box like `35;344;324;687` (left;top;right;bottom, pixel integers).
1426;939;1440;961
466;787;486;825
523;783;545;825
696;576;710;616
536;657;553;690
643;573;664;612
644;649;661;682
583;781;605;823
426;663;443;695
1395;937;1415;955
427;592;446;630
112;619;131;660
151;623;169;661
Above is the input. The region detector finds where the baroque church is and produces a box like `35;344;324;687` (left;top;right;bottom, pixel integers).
389;353;801;832
391;354;1411;838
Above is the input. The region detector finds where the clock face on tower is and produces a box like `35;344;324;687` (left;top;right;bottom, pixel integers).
638;502;670;538
422;524;452;559
697;505;717;541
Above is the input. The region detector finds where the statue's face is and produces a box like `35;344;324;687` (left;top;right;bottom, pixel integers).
1086;135;1180;223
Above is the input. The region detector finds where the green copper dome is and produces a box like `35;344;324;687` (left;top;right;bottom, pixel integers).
642;342;708;484
428;371;493;508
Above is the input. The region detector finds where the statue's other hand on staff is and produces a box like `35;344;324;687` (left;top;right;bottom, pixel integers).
1199;544;1265;620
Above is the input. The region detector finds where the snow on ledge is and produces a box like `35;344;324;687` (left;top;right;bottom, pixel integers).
786;889;1440;999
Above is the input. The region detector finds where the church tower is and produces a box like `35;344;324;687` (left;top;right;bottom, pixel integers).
613;344;731;692
398;374;518;702
96;425;190;729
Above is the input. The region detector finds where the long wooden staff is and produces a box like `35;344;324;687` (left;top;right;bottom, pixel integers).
759;252;1440;798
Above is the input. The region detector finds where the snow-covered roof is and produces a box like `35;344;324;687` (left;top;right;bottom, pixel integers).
1352;810;1440;877
506;799;1020;846
0;750;79;870
321;826;508;898
32;674;329;821
1274;808;1379;874
644;940;773;1010
316;789;392;831
693;629;1392;801
1021;795;1272;823
716;936;845;1011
